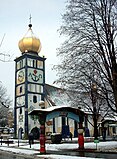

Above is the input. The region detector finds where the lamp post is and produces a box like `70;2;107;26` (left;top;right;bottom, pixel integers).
91;83;98;140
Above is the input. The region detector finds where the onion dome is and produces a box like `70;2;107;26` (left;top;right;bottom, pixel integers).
18;24;41;54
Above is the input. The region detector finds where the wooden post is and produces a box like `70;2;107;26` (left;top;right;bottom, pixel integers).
39;113;46;154
78;122;84;149
40;125;46;154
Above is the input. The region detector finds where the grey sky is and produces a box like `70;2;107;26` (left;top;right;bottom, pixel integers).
0;0;66;103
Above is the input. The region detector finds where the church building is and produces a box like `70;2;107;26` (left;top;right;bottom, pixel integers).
14;22;107;140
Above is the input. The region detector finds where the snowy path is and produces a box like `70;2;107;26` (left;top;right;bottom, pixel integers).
0;140;117;158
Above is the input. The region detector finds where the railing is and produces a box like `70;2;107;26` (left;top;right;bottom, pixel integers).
0;134;13;146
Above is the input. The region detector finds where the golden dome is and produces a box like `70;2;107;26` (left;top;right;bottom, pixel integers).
18;24;41;54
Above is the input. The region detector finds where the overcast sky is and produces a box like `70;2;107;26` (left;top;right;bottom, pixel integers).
0;0;66;102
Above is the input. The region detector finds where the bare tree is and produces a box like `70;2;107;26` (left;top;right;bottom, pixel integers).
0;83;12;127
54;0;117;114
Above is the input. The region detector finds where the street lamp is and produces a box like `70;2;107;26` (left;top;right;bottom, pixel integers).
91;83;98;140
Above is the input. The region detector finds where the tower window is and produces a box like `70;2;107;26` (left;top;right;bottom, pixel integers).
33;95;37;103
17;61;20;70
27;58;33;67
20;108;22;114
23;59;25;67
20;60;23;68
17;59;25;70
37;60;43;68
33;60;37;68
20;86;22;93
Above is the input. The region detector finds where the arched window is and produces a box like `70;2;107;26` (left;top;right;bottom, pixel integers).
33;95;37;103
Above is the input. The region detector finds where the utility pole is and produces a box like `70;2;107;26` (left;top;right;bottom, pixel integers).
0;34;11;62
0;34;5;48
0;34;11;109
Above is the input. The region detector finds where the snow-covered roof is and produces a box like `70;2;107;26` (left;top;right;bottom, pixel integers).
45;84;70;106
103;117;117;122
29;105;84;116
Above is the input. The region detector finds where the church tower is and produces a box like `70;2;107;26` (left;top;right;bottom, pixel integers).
14;22;46;137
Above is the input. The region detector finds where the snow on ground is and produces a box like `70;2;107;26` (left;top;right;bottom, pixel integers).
0;139;117;159
38;154;104;159
20;140;117;152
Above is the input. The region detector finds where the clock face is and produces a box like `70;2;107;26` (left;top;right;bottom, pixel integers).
16;96;25;107
18;71;24;82
17;69;25;84
28;68;43;83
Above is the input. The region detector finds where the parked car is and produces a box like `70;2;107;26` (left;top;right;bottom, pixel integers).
9;128;14;134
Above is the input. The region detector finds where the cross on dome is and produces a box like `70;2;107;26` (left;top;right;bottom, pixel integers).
18;17;41;54
29;14;32;28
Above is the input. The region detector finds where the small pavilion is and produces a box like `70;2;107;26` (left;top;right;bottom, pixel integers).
29;105;85;154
